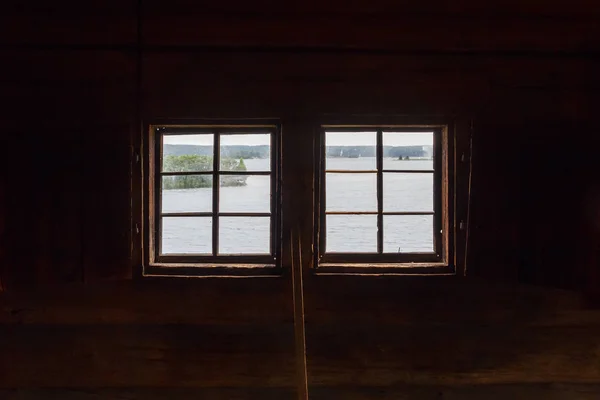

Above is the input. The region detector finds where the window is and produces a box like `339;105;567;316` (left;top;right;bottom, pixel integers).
146;123;281;276
315;124;452;273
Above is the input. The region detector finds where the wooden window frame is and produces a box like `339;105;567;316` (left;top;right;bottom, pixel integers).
314;122;454;275
143;121;282;277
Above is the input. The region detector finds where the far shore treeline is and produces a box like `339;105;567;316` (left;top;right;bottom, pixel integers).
164;144;432;160
162;144;432;190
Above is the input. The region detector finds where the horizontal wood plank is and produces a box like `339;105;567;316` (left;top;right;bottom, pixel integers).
143;0;600;17
0;388;296;400
142;12;600;52
1;50;135;127
142;52;599;119
0;1;136;46
0;323;295;388
0;280;293;325
303;277;599;327
309;383;600;399
303;279;600;387
2;384;600;399
306;324;600;385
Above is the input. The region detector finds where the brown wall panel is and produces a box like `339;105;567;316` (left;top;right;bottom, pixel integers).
141;0;600;16
142;8;600;52
0;1;136;46
142;52;599;119
82;124;134;281
0;50;135;287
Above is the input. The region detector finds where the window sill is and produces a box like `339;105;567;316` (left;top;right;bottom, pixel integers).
144;263;282;278
315;262;453;276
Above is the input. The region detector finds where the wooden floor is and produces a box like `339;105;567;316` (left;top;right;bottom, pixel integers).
1;279;600;398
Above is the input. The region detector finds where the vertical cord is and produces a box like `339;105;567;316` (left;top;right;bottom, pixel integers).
463;121;474;276
291;228;308;399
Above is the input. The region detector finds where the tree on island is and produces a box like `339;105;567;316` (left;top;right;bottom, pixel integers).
163;155;248;189
235;158;246;170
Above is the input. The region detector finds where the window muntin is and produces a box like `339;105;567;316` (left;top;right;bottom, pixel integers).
317;126;446;267
148;124;280;272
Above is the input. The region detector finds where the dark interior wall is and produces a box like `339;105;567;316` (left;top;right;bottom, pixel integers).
1;0;600;398
1;0;599;290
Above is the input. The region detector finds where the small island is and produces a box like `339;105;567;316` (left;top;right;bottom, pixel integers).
163;155;248;189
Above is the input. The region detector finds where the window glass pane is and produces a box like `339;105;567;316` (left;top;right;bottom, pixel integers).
161;217;212;255
220;134;271;172
162;134;214;172
219;217;270;254
325;131;376;170
161;176;213;213
326;173;377;212
220;175;271;213
383;215;434;253
326;215;377;253
383;132;433;171
383;173;433;212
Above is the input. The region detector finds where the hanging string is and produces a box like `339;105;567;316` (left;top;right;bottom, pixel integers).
291;228;308;399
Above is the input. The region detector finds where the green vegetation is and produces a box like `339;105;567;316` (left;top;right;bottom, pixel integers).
162;155;248;189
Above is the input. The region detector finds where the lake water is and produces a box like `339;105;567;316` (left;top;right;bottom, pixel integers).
162;158;434;255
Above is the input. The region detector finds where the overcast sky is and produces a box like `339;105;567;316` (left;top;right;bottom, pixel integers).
163;132;433;147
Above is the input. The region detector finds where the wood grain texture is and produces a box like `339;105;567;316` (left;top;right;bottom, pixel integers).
82;123;134;282
309;383;600;399
0;280;293;325
0;323;295;388
0;50;135;288
140;0;600;17
2;384;600;400
0;280;295;388
1;280;599;390
141;6;600;52
141;52;599;119
0;388;296;400
1;2;600;396
0;0;136;46
303;278;600;388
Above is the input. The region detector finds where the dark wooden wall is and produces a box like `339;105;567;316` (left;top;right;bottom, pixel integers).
1;0;600;398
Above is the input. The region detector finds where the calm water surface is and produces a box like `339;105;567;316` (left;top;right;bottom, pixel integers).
161;158;434;255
